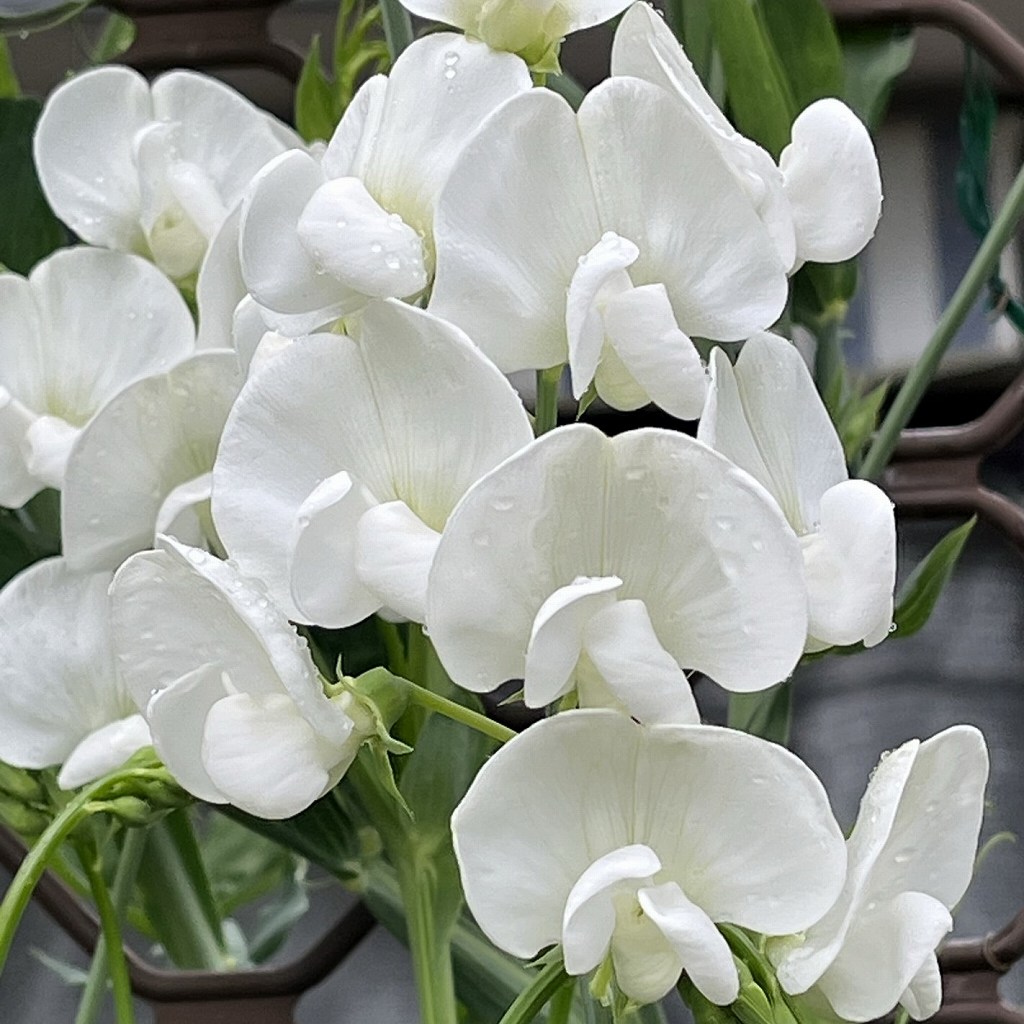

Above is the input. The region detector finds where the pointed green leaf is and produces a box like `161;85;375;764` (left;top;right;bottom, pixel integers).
0;98;66;273
708;0;796;157
760;0;844;111
295;36;339;143
840;378;889;466
0;37;19;99
841;25;916;130
892;517;976;638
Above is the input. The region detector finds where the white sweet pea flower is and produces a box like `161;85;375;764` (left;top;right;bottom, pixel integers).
0;247;195;508
774;726;989;1022
33;66;300;283
397;0;632;66
426;423;808;723
238;33;531;335
0;558;150;791
698;333;896;650
453;710;846;1005
62;351;244;572
429;79;788;419
110;538;369;820
611;2;882;272
212;299;533;629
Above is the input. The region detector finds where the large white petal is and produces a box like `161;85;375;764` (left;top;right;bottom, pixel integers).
57;714;151;790
0;388;39;507
354;501;441;625
524;575;623;707
578;77;788;341
0;559;126;770
780;99;883;265
901;954;943;1021
430;88;603;373
0;266;46;408
214;300;532;622
357;33;532;238
699;334;847;533
33;66;149;252
239;150;364;328
62;351;242;573
429;424;807;695
195;203;245;351
562;844;662;975
637;882;738;1005
802;480;896;648
582;599;699;726
321;74;388;178
452;711;845;963
201;692;335;819
602;283;707;420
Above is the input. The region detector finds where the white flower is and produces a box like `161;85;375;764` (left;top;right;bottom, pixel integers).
62;351;244;573
426;423;808;723
612;2;882;272
773;726;989;1022
698;333;896;650
0;247;195;508
397;0;633;65
33;66;300;282
428;79;788;419
238;33;531;335
110;538;367;820
0;558;150;790
452;710;846;1005
212;299;533;629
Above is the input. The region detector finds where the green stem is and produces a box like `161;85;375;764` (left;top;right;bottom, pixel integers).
80;844;135;1024
75;830;146;1024
548;976;578;1024
859;159;1024;481
379;0;414;62
534;365;563;436
396;856;459;1024
498;957;571;1024
812;315;845;405
405;681;516;745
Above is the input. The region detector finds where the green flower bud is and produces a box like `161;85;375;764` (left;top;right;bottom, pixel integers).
0;792;51;839
0;762;48;805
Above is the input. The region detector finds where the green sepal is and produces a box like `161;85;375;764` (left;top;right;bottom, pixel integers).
577;381;599;420
0;792;50;839
362;737;414;821
732;959;775;1024
0;762;47;805
838;377;890;468
527;38;563;77
333;664;413;752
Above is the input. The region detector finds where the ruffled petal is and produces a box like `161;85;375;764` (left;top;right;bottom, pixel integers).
21;414;77;490
780;99;883;265
582;599;699;725
602;283;707;420
578;77;787;340
33;66;149;252
430;88;603;372
901;953;943;1021
62;351;242;573
523;575;622;707
699;334;847;533
57;714;151;790
354;500;441;624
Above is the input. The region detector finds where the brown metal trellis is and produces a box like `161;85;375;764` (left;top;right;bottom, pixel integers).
0;0;1022;1020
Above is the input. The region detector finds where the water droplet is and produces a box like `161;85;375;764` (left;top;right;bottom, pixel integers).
444;67;457;80
145;311;155;321
887;622;897;634
625;467;647;482
473;531;491;548
87;515;100;527
444;51;460;67
714;516;734;532
94;174;105;186
386;255;401;271
370;242;383;255
187;548;207;566
695;490;709;502
127;311;138;321
335;219;347;229
491;497;515;512
751;538;764;552
893;851;911;864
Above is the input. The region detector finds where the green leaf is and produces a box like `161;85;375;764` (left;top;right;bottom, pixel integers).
295;36;339;143
0;37;18;98
760;0;844;111
244;866;311;964
892;517;976;638
708;0;796;157
88;11;135;63
727;682;793;746
679;0;715;87
841;25;916;130
0;98;65;274
838;377;889;467
792;260;858;327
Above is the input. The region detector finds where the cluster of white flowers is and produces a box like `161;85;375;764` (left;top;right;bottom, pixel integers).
0;1;990;1021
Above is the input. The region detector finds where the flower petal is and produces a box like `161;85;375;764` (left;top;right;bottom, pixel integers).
901;954;943;1021
297;177;427;298
196;203;245;351
0;388;39;507
321;74;388;178
21;414;77;490
699;334;847;533
57;714;151;790
62;351;242;572
430;88;603;373
34;66;149;252
155;472;214;546
780;98;882;264
201;691;333;819
354;500;441;624
524;575;623;707
802;480;896;648
0;558;124;770
578;77;787;340
637;882;738;1005
602;283;707;420
582;599;699;726
562;844;662;975
239;150;363;328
